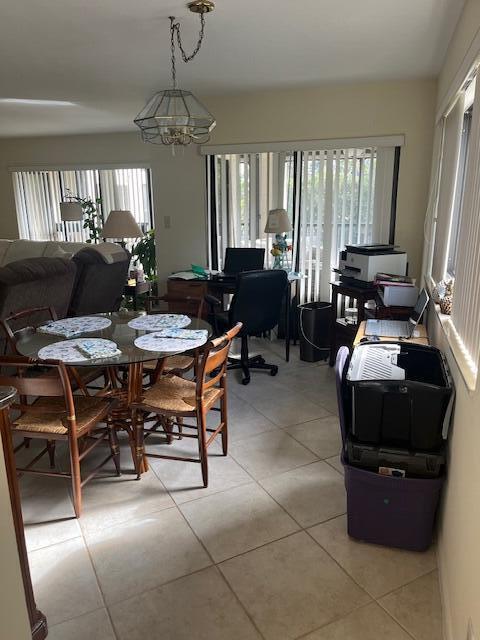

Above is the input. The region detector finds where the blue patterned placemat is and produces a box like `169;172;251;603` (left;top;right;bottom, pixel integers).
38;338;121;363
38;316;112;338
128;314;191;332
134;330;208;353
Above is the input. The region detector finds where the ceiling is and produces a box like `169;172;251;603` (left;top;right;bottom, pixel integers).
0;0;465;137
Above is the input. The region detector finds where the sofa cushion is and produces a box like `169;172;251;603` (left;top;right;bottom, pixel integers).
0;257;77;320
43;241;87;258
79;242;127;264
0;240;13;266
3;240;48;264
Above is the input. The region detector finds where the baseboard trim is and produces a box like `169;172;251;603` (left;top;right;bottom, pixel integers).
437;536;454;640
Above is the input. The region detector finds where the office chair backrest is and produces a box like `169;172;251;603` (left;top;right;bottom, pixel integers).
229;269;288;335
223;248;265;274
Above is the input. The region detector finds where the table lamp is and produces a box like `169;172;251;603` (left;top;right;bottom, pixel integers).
101;210;143;248
60;202;83;221
264;208;292;270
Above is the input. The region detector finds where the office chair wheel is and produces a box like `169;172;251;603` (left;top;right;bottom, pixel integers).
241;376;251;385
270;366;279;376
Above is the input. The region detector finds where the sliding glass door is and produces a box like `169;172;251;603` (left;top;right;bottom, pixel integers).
211;152;295;270
208;145;396;302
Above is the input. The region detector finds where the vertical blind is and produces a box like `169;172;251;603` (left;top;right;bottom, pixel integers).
298;148;379;301
13;167;153;243
431;96;464;282
213;152;295;269
209;146;395;303
449;77;480;386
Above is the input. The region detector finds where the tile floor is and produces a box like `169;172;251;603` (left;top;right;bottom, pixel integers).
19;338;443;640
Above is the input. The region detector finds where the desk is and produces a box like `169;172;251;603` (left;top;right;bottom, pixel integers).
167;273;301;362
354;321;429;346
329;281;377;366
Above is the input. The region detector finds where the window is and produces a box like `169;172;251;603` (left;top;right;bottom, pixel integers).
13;167;153;245
428;72;480;388
210;152;295;271
208;145;397;302
446;92;474;278
298;148;378;301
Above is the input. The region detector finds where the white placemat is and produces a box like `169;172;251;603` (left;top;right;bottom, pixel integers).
38;316;112;338
134;330;208;353
38;338;121;363
128;314;191;332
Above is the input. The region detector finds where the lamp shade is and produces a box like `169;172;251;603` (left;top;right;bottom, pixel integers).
101;210;143;239
264;209;292;234
60;202;83;222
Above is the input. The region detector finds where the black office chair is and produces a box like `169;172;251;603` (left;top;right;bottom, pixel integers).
208;269;288;385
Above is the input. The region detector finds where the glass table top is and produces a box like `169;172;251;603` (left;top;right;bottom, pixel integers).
15;311;213;367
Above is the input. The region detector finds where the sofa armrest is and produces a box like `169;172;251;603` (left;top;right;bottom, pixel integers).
77;243;129;264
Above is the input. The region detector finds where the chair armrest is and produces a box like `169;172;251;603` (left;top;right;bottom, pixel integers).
204;294;222;308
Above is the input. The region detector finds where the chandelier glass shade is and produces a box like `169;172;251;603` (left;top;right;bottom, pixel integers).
134;2;216;147
134;89;215;145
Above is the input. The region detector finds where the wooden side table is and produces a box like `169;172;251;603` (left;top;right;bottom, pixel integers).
329;281;377;366
123;281;151;311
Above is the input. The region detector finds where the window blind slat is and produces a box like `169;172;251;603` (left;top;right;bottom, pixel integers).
432;96;465;282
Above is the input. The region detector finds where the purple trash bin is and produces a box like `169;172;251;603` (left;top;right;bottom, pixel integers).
343;455;444;551
335;346;445;552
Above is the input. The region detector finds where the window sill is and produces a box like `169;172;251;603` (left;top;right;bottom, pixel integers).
432;302;478;391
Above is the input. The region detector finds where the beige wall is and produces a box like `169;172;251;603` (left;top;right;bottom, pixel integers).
0;135;207;285
206;79;437;280
0;453;31;640
430;2;480;639
0;78;436;282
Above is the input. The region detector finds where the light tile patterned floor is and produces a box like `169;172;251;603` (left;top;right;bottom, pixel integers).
21;339;443;640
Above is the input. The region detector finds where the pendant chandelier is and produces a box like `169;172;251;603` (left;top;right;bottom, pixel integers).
134;0;216;146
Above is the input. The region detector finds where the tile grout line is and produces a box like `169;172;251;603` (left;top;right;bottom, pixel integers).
174;506;268;640
304;525;439;625
373;566;440;601
375;598;419;640
292;600;381;640
80;526;121;640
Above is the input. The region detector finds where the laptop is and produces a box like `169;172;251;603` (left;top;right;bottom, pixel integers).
217;248;265;279
365;288;429;338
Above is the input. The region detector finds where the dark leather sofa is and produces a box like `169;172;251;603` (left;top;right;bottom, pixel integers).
0;257;77;320
70;247;130;315
0;246;130;321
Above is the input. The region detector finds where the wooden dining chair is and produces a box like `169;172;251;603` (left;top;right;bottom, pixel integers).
0;355;119;517
131;322;242;485
143;294;205;382
1;306;107;393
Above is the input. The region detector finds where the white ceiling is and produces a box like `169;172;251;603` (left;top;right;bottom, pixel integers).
0;0;465;137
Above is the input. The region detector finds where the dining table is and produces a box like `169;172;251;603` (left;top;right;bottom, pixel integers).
15;310;213;473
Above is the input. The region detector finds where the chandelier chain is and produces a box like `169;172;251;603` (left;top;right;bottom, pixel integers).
169;12;206;89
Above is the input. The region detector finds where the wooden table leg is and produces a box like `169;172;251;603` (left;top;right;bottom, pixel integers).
128;361;148;475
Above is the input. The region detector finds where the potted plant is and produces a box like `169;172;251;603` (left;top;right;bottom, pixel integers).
132;228;157;283
64;189;102;243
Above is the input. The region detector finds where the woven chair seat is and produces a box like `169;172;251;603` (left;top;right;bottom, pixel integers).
13;396;111;435
143;354;194;374
141;375;222;414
